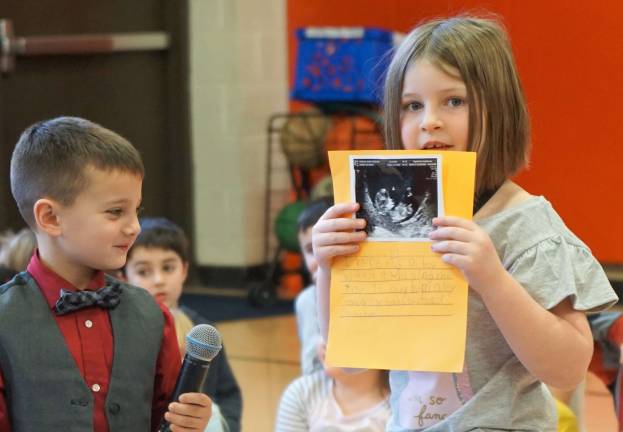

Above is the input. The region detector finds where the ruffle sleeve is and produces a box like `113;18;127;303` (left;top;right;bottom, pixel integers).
508;235;618;312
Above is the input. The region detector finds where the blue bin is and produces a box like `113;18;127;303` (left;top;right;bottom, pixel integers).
291;27;394;104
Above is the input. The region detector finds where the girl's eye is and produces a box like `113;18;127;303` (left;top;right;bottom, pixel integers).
136;206;144;215
163;264;175;273
447;97;466;107
403;101;423;111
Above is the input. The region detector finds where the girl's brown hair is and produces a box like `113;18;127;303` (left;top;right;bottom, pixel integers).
383;16;530;193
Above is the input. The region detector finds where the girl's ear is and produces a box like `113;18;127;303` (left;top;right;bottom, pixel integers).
33;198;62;237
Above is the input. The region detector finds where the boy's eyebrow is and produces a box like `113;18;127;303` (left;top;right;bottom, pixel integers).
131;257;178;266
104;198;132;206
104;197;142;206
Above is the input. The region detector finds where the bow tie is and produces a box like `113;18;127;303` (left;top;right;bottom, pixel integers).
54;282;123;315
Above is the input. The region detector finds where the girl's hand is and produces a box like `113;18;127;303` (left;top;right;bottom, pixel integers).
164;392;212;431
312;202;367;270
429;216;505;296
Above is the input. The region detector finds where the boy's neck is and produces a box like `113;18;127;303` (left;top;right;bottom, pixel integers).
36;237;97;290
332;370;387;416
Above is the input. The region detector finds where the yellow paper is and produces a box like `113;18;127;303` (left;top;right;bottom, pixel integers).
327;150;476;372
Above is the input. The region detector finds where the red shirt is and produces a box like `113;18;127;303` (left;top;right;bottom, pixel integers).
0;253;181;431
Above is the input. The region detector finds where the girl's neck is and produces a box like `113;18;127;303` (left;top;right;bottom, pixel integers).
473;180;532;221
332;370;388;416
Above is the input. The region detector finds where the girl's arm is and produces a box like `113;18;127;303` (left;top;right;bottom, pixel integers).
312;203;367;342
430;216;592;390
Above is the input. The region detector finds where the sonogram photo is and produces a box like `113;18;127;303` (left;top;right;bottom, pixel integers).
351;156;442;241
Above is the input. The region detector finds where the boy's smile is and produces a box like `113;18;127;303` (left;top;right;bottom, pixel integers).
47;167;142;286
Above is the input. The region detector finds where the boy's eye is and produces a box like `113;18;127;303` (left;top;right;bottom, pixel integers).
136;205;144;215
136;268;151;277
106;208;123;217
163;264;175;273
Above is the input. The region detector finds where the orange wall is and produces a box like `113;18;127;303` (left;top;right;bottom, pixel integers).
288;0;623;263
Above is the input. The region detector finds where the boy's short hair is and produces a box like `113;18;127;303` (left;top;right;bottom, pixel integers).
297;197;333;232
10;116;144;228
128;217;190;263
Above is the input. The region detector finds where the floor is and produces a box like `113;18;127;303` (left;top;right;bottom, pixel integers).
218;313;620;432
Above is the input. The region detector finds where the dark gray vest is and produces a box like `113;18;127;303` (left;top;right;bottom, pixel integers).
0;272;164;431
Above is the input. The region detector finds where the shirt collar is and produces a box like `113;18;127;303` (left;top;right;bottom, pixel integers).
27;249;106;310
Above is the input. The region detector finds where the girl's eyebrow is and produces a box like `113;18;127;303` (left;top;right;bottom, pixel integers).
402;87;466;97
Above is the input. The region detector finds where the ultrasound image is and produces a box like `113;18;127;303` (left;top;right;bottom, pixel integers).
353;157;440;241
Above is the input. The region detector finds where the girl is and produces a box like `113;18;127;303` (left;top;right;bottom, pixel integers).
312;16;617;431
275;342;390;431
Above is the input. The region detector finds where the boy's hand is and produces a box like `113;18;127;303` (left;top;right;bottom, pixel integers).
429;216;505;296
312;203;367;269
164;392;212;431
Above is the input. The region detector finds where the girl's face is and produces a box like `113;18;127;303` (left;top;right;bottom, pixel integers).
400;58;469;152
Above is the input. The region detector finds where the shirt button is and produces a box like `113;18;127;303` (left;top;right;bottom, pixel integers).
91;383;101;392
85;320;93;328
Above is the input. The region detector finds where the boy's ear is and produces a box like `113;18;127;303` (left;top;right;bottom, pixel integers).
181;261;189;283
33;198;62;237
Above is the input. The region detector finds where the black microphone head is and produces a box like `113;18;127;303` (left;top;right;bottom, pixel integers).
186;324;222;362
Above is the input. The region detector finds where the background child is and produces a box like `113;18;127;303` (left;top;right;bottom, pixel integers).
311;16;617;430
294;197;333;375
0;116;211;431
588;311;623;428
124;217;242;432
0;227;36;282
275;341;390;431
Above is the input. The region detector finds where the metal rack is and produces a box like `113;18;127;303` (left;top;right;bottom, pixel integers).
247;108;382;306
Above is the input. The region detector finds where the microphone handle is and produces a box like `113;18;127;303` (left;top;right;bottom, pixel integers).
158;353;211;432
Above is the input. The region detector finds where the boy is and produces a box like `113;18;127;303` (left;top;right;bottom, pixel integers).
124;217;242;432
0;117;211;431
293;197;332;375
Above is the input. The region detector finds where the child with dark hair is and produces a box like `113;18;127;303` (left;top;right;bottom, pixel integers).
294;197;333;375
0;116;212;431
124;217;242;432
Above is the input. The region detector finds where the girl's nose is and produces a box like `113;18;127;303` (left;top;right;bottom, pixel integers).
420;107;442;132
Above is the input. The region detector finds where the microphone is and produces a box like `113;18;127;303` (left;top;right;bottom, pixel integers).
158;324;222;432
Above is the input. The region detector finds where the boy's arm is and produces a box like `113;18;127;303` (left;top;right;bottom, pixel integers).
152;302;183;431
210;346;242;432
0;367;11;431
153;304;212;431
180;307;241;432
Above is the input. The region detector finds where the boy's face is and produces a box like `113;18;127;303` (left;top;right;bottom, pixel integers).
298;226;318;283
125;246;188;309
54;167;142;275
